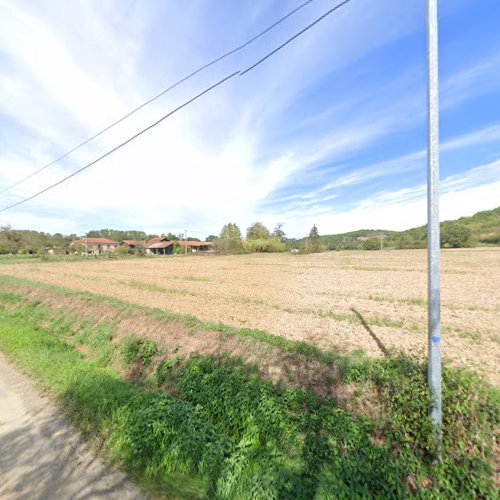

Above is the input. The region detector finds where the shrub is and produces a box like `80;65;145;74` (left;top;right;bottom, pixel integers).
363;238;380;250
441;223;473;248
243;237;285;253
214;238;245;254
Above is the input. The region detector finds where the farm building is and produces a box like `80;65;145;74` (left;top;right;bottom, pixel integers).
178;241;214;252
121;240;146;253
146;237;174;255
73;237;119;255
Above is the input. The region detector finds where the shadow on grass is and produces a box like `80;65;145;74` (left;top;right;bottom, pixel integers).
56;356;408;499
351;308;391;357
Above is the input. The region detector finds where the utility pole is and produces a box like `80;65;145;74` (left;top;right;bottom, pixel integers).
379;233;384;251
184;229;188;255
427;0;442;446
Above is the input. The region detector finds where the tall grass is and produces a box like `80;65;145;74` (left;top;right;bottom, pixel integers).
0;295;498;498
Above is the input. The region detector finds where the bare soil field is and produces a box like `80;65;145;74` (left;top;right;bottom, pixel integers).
1;248;499;383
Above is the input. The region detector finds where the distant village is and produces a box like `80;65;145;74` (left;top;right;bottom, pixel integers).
71;237;213;255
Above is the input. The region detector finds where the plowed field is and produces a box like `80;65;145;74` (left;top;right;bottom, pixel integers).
1;248;498;383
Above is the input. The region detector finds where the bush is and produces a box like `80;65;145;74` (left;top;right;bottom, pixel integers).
363;238;380;250
214;238;245;254
172;242;184;255
117;245;130;256
243;238;285;253
441;223;473;248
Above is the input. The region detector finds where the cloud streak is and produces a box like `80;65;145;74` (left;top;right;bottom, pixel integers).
0;0;498;239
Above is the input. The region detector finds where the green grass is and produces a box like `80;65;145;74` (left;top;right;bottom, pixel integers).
0;254;150;265
125;280;197;297
368;295;428;307
182;275;211;282
121;336;158;366
231;294;406;329
0;274;349;366
0;291;498;498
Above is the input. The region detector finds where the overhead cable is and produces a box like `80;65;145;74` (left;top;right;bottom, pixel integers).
241;0;351;75
0;0;353;212
0;72;239;212
0;0;318;195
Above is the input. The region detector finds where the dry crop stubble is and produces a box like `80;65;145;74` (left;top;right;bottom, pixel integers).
0;248;498;383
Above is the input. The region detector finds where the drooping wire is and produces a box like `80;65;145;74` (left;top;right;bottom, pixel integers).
0;72;239;212
241;0;351;75
0;0;318;196
0;0;354;213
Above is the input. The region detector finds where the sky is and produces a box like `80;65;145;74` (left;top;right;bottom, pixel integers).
0;0;499;239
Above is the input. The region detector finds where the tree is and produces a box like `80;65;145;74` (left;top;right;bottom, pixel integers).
218;223;243;253
246;222;271;240
272;223;286;242
441;223;472;248
219;223;242;240
363;238;380;250
205;235;218;242
307;224;321;253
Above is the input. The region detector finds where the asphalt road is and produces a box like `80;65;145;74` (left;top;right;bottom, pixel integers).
0;352;144;500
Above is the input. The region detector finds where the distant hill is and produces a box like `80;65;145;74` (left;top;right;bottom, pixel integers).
295;206;500;250
1;206;498;255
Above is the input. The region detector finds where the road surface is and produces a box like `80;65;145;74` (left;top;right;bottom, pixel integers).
0;352;144;500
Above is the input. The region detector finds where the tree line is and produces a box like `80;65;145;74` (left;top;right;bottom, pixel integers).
214;222;321;253
1;206;496;255
294;207;500;251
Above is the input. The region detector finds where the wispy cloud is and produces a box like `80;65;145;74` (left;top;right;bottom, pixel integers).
441;54;500;109
0;0;498;239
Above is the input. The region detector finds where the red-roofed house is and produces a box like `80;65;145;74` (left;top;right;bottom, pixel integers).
146;237;174;255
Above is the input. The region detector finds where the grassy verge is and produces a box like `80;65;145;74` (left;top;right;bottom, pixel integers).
0;288;498;498
0;274;353;366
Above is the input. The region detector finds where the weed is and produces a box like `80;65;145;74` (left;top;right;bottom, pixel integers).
125;280;196;297
155;358;174;386
368;294;427;307
183;275;210;282
121;336;158;366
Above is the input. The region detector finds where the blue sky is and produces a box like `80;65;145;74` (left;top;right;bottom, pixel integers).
0;0;499;238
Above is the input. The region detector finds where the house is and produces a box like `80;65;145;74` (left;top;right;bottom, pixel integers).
121;240;146;253
73;237;120;255
178;241;214;252
145;237;174;255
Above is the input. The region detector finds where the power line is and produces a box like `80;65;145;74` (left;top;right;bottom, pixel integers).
0;0;353;213
0;72;239;213
0;0;318;196
241;0;351;75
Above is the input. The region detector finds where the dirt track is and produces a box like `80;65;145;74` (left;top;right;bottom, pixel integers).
0;352;143;500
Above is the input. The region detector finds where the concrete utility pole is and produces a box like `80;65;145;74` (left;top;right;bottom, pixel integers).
184;229;188;255
427;0;442;444
379;233;384;251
